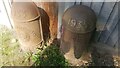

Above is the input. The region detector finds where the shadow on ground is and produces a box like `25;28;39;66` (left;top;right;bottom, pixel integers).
89;47;115;67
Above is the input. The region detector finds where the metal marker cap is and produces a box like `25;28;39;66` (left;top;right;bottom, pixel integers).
62;5;97;33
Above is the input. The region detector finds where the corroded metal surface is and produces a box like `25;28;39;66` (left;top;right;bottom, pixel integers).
60;5;97;59
11;2;43;52
12;2;40;22
62;5;97;33
35;2;58;40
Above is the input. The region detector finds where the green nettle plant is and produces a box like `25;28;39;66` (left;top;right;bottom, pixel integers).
0;25;69;67
32;43;69;66
0;25;33;66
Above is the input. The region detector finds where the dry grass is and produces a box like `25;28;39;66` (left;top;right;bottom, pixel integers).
0;25;33;67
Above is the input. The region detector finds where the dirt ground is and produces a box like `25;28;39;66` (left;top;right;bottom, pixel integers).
0;25;119;67
67;43;120;67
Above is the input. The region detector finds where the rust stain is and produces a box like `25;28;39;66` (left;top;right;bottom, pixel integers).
36;2;58;40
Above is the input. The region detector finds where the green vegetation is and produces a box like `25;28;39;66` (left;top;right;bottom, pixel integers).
32;44;69;66
0;25;69;67
0;25;32;67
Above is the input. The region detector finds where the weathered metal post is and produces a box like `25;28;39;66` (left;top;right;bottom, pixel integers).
35;2;58;41
11;2;43;52
60;5;97;61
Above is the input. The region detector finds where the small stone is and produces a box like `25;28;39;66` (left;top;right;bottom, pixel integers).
11;39;17;43
83;60;88;63
76;64;79;66
44;55;47;58
0;47;1;50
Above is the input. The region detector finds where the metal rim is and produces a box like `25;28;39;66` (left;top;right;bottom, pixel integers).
12;2;40;22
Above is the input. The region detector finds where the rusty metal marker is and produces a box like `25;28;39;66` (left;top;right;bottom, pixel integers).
60;5;97;60
35;2;58;40
11;2;43;52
